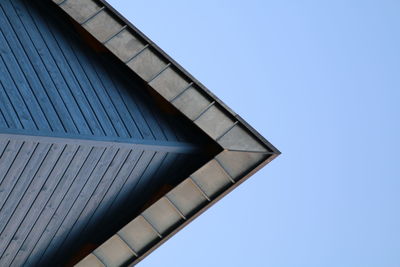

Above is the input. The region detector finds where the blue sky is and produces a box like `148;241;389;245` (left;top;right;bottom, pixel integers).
108;1;400;266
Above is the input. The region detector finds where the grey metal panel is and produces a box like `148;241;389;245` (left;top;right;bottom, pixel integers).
142;198;183;234
118;216;159;254
97;0;279;151
59;0;102;24
194;105;235;140
128;154;279;266
216;151;268;180
127;47;167;82
191;159;233;198
76;254;105;267
149;67;190;101
83;10;123;43
166;179;208;217
1;0;280;265
54;0;279;152
105;29;145;62
77;0;279;153
218;124;270;152
171;86;212;120
93;235;134;267
56;0;281;260
0;1;217;266
88;149;275;267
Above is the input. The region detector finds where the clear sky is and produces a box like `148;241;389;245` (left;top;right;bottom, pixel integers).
108;1;400;266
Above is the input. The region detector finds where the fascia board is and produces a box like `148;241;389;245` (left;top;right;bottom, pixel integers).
50;0;281;265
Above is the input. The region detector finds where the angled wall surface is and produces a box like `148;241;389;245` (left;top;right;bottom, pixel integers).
58;0;280;265
0;0;218;266
0;0;280;266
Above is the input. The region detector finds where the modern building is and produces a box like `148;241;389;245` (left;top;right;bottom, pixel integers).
0;0;279;266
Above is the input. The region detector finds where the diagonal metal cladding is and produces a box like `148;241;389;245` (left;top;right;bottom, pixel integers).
51;0;280;266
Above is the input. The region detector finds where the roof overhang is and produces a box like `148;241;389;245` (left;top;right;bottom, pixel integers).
51;0;280;265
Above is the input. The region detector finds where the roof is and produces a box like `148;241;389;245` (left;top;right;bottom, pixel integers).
1;0;280;265
54;0;280;265
0;0;218;265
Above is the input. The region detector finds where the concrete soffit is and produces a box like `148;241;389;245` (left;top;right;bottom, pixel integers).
52;0;280;265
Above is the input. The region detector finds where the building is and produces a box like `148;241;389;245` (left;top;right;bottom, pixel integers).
0;0;280;266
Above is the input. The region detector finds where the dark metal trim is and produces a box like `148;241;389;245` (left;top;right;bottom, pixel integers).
48;1;281;265
129;153;279;266
96;0;280;156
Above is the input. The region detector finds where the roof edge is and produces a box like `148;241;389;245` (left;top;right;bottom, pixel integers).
77;151;279;266
98;0;280;155
49;0;281;265
130;152;279;266
54;0;279;154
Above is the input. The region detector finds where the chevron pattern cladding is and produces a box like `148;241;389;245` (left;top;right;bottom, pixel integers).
0;0;214;266
50;0;280;265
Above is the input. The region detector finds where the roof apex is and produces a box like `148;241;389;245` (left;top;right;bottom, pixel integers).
52;0;280;265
